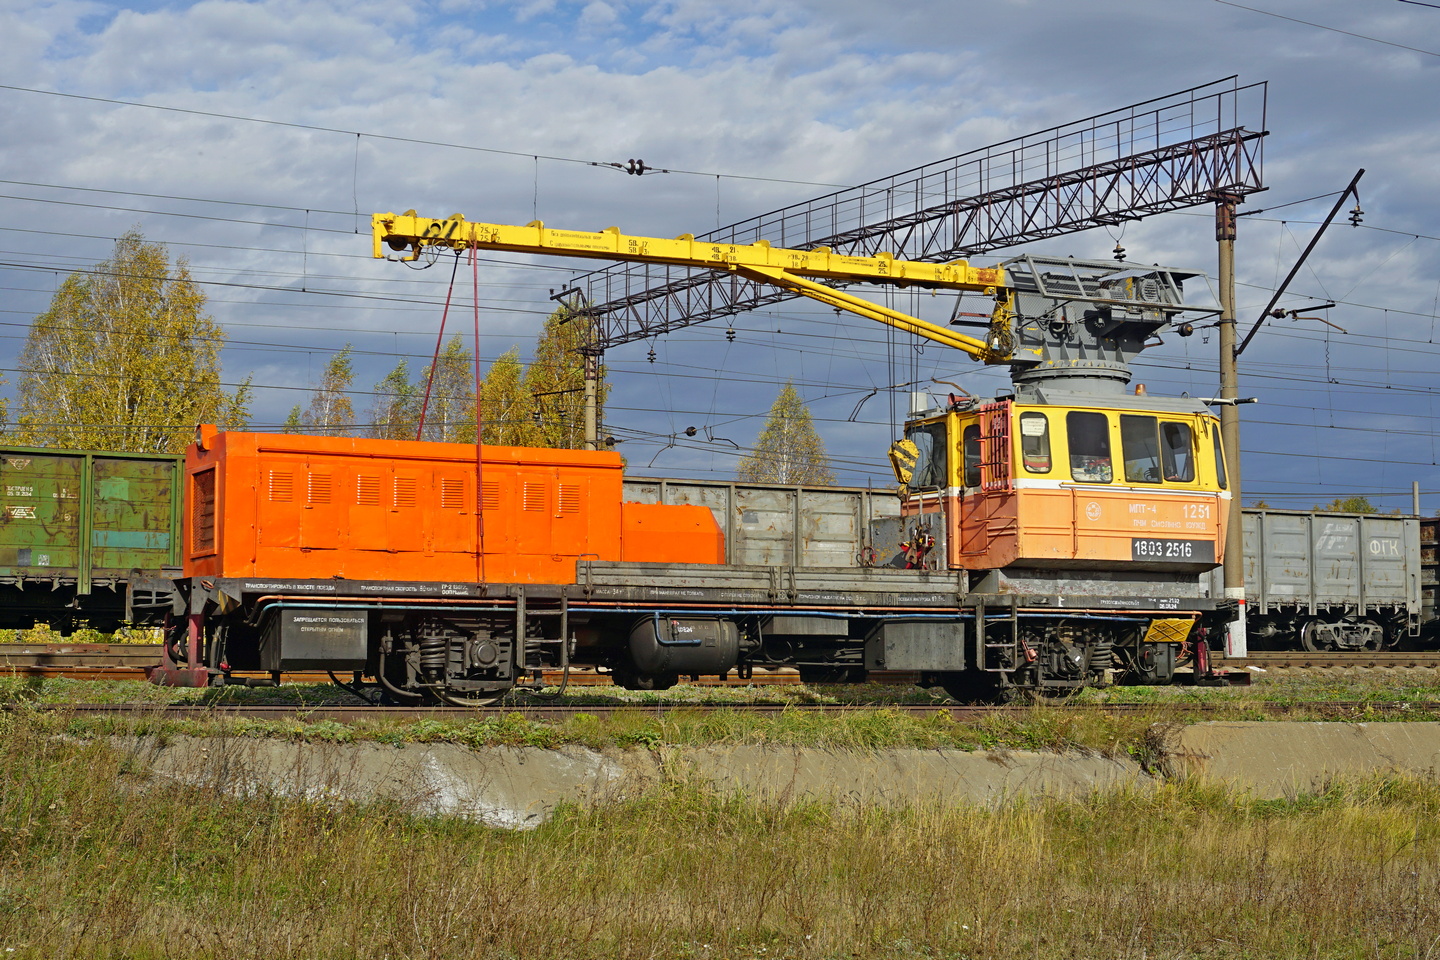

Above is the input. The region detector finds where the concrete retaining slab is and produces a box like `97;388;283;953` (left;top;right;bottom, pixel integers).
1167;721;1440;798
112;722;1440;829
665;744;1152;807
120;736;635;830
116;735;1151;828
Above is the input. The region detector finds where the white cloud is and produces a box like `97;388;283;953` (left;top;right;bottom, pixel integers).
0;0;1436;503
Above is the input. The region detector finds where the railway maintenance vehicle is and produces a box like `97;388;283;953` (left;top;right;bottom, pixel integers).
126;211;1257;703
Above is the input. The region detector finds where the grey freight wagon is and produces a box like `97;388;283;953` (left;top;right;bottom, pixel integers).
1224;508;1421;650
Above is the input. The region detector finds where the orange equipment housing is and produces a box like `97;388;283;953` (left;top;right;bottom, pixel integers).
184;427;724;584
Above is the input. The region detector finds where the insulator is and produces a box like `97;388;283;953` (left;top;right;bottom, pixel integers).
726;327;736;342
647;347;656;363
1348;203;1364;226
1112;242;1126;262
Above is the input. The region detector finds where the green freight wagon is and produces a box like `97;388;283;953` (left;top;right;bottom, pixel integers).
0;446;183;631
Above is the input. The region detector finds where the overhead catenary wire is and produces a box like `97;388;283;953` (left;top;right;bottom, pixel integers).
1;165;1438;504
0;84;857;191
1210;0;1440;58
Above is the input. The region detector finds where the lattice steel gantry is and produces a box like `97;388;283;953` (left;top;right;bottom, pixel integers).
572;77;1266;351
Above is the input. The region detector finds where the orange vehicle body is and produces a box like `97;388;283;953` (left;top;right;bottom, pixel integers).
904;486;1227;571
898;401;1227;572
183;427;724;584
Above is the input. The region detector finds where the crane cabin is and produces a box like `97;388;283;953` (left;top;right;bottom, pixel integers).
893;395;1228;573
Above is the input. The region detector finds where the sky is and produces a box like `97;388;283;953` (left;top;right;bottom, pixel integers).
1;0;1438;510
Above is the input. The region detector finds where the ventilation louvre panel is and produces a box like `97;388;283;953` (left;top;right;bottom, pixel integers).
558;483;581;514
439;478;464;510
356;475;381;505
308;473;332;505
269;470;293;503
192;469;216;554
394;477;418;508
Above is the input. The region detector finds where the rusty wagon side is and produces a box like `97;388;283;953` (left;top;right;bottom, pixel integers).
0;445;183;631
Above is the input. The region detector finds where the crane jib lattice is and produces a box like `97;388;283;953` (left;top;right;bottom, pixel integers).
573;78;1266;350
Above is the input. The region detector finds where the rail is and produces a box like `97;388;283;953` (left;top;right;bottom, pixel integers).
8;700;1439;723
9;644;1440;686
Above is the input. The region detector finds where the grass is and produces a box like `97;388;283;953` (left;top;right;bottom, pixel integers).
8;667;1440;757
0;697;1163;760
1;709;1439;959
0;623;160;645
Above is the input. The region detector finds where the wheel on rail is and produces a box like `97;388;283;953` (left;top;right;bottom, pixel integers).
1301;617;1387;653
1300;618;1330;652
432;684;512;708
1359;617;1387;652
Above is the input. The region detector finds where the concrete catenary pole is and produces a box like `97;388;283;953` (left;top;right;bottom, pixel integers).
583;350;600;451
1216;197;1247;656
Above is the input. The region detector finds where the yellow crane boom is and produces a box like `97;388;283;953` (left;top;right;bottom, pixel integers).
372;211;1015;362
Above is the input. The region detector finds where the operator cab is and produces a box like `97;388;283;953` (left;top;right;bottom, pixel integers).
890;395;1228;572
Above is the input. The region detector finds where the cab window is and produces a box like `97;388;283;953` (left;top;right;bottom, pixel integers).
1212;430;1228;490
1161;422;1195;482
1066;412;1112;483
1121;415;1161;483
1019;412;1051;474
963;423;982;488
907;422;948;489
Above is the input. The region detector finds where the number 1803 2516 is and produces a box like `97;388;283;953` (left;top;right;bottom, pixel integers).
1130;538;1215;563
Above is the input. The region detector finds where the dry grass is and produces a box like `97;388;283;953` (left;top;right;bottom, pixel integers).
2;709;1440;959
2;697;1167;760
0;624;160;645
7;669;1440;761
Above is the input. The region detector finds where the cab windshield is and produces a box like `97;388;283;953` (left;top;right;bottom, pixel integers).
906;422;948;489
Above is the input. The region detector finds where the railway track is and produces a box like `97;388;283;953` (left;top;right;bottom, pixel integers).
0;643;164;681
1215;651;1440;670
10;644;1440;686
8;699;1439;722
0;643;809;686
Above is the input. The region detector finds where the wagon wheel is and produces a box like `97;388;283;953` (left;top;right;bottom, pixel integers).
1299;619;1331;652
432;683;511;708
1357;617;1386;652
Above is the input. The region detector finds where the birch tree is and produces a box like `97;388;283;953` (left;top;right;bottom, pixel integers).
282;346;356;435
736;382;834;485
522;307;606;449
367;358;421;440
418;335;476;443
299;345;355;435
481;347;540;446
12;229;249;452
